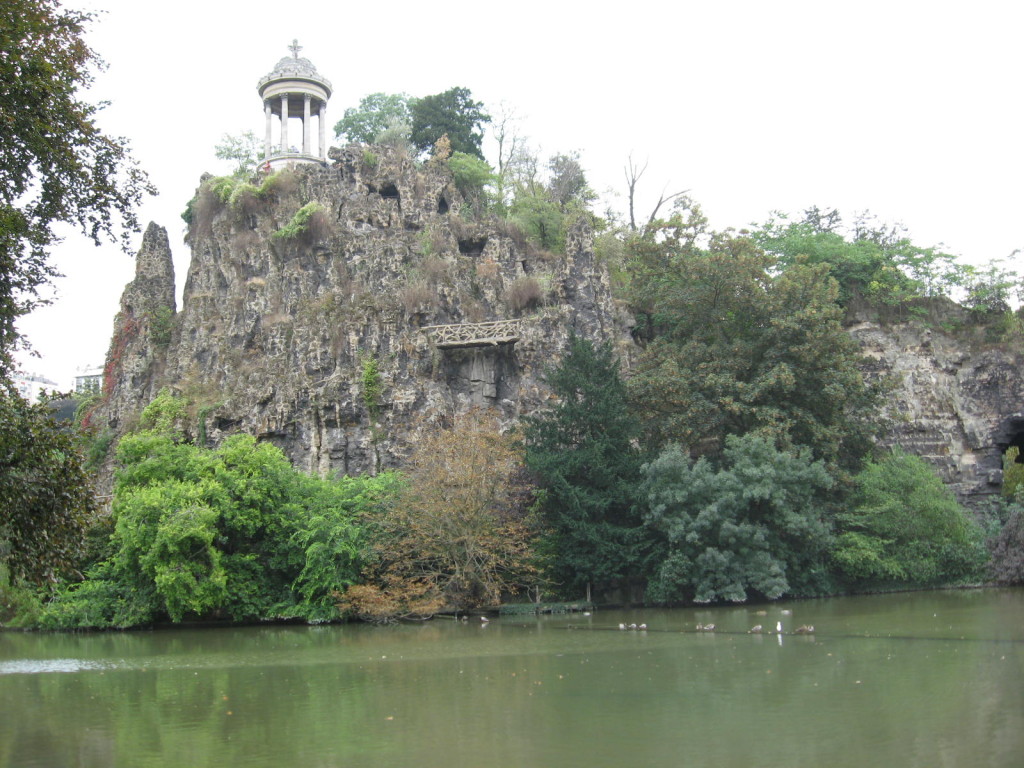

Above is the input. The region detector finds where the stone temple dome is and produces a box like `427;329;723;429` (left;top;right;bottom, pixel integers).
258;41;332;167
258;54;332;96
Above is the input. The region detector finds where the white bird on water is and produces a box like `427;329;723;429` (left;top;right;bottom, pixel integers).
776;621;782;634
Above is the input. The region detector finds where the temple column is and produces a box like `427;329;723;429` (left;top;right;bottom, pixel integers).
302;94;311;155
280;94;289;152
318;102;327;159
264;100;273;159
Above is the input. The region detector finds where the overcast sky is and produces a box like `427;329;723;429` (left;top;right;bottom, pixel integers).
16;0;1023;389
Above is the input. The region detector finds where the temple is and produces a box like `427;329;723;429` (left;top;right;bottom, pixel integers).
257;40;332;168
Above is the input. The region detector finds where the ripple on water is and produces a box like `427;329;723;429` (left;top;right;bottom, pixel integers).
0;658;114;675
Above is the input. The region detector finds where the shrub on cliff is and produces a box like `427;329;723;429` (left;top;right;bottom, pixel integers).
983;486;1024;585
273;202;330;244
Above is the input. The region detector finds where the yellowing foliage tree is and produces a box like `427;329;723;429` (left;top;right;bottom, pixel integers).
339;412;539;622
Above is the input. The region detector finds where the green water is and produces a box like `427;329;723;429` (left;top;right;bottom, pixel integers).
2;589;1022;767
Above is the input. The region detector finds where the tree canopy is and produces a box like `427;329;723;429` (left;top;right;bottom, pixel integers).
409;86;490;159
333;92;412;145
0;0;152;377
214;130;263;178
627;203;879;473
641;437;834;603
0;388;95;585
752;207;974;309
831;449;986;587
40;424;392;629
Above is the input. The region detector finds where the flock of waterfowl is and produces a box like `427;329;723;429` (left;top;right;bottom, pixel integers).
474;611;815;635
617;617;815;635
744;622;815;634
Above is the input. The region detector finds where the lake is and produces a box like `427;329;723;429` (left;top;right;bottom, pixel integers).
1;588;1021;767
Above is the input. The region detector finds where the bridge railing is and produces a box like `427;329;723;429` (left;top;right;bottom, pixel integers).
422;319;522;348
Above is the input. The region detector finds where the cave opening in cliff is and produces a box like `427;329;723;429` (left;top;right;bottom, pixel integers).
999;416;1024;464
999;418;1024;497
458;237;487;257
380;183;400;200
437;196;449;214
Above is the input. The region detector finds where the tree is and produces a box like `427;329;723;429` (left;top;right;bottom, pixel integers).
214;130;263;177
333;92;412;145
39;395;393;629
0;0;153;377
0;387;95;585
503;150;597;252
339;411;538;622
640;436;834;603
509;192;566;251
523;334;649;599
831;449;987;587
627;205;879;473
622;154;687;234
448;151;496;215
962;258;1023;316
987;487;1024;585
546;152;595;211
409;87;491;159
491;101;525;206
752;207;969;309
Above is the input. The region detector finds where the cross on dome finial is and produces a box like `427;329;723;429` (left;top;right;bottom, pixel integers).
289;39;302;58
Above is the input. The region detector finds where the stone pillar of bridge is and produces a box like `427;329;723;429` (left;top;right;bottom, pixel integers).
469;351;498;404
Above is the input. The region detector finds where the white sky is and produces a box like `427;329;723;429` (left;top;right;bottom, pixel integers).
15;0;1024;389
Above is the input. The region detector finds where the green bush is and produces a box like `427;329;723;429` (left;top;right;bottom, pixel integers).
148;305;173;347
641;436;834;603
39;429;397;629
361;355;383;425
273;202;327;241
84;428;115;471
831;449;987;587
448;152;494;197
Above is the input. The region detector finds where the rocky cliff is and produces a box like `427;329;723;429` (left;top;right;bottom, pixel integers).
850;311;1024;506
94;147;1023;506
94;146;633;478
98;221;176;422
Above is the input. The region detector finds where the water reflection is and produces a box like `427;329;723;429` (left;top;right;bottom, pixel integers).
1;589;1022;767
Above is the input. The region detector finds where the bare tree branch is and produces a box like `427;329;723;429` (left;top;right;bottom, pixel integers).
624;154;648;232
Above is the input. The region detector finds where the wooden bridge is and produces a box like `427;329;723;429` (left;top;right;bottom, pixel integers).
422;319;522;349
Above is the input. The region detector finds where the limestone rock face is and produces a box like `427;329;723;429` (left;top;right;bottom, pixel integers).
96;222;176;428
96;146;632;478
96;149;1022;506
850;319;1024;505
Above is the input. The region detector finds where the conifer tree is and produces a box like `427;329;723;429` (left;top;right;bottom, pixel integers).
524;334;649;599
